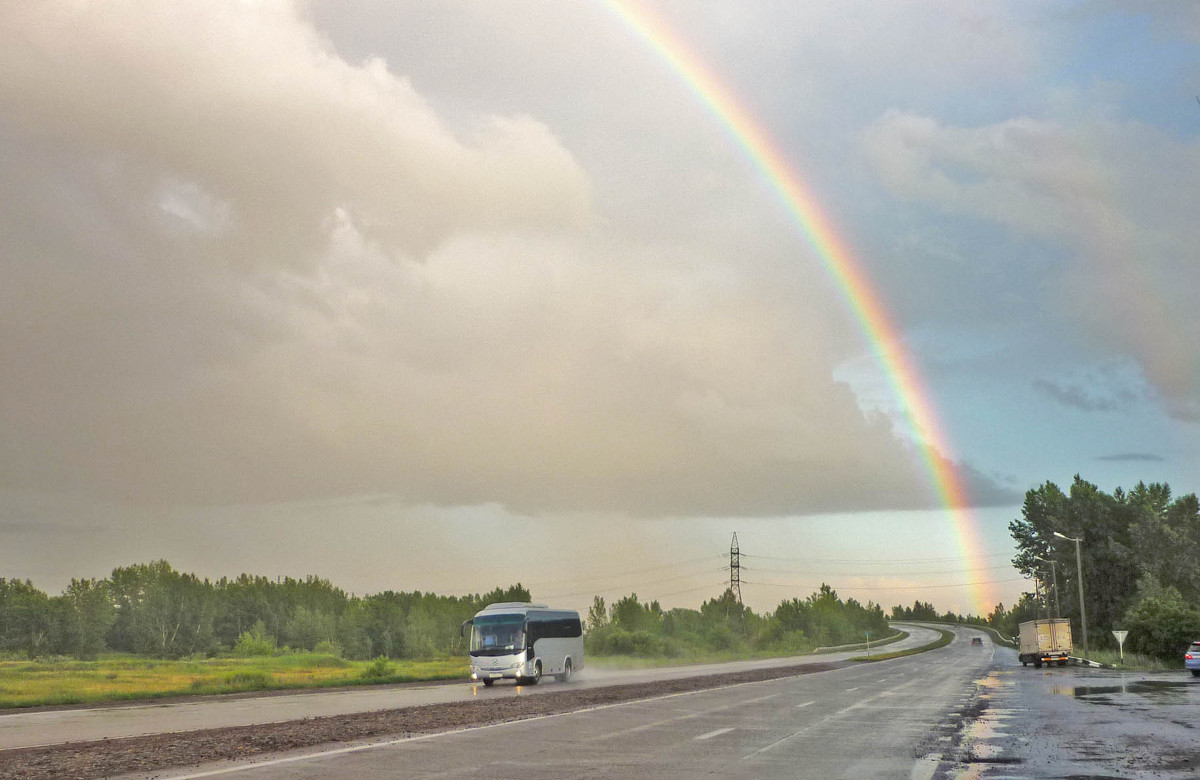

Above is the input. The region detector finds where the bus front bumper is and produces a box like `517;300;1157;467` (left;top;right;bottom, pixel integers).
470;657;528;681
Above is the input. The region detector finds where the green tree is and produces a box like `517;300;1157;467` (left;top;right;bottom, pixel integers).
55;578;115;658
586;596;608;631
1121;575;1200;659
0;578;54;656
107;561;215;657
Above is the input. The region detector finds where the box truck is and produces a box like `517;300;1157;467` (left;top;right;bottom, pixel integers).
1019;618;1072;667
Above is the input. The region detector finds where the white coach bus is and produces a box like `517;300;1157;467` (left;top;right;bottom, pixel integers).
462;602;584;686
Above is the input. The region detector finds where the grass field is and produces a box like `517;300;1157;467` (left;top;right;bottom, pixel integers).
0;653;467;709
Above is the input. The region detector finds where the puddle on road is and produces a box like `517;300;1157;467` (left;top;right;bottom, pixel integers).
1054;679;1198;706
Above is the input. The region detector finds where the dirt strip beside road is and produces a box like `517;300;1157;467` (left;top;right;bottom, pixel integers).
0;661;845;780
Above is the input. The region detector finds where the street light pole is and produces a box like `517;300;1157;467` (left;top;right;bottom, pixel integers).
1054;532;1087;652
1034;555;1060;619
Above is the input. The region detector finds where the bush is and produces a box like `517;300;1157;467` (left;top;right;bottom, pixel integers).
233;620;276;657
313;639;343;658
222;670;272;688
587;627;678;657
1123;584;1200;659
360;656;393;680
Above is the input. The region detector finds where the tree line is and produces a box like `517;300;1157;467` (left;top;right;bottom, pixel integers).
0;560;530;660
585;584;891;657
1001;476;1200;658
0;560;893;661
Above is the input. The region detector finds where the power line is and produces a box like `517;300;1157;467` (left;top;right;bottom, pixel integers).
742;576;1027;592
730;532;742;604
743;563;1017;577
520;555;723;588
739;551;1013;565
539;571;726;601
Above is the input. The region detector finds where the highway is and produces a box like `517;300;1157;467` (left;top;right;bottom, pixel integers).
152;623;993;779
0;624;940;751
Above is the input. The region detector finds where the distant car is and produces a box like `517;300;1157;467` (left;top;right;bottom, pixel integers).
1186;642;1200;677
971;637;983;646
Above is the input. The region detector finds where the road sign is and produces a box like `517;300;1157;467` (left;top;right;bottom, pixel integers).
1112;629;1128;662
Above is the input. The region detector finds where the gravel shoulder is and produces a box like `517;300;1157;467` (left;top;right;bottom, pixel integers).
0;661;845;780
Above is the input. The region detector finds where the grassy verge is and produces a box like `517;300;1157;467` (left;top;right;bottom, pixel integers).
1079;649;1176;671
0;654;466;710
590;628;906;670
589;647;809;670
850;627;954;662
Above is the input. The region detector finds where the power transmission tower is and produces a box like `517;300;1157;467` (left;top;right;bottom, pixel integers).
730;532;742;604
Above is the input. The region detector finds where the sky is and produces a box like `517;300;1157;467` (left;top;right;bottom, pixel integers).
1;1;1197;617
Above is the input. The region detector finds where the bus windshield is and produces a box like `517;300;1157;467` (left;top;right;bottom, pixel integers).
470;614;525;656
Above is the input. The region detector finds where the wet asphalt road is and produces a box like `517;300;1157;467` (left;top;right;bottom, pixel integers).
146;629;1200;780
944;649;1200;779
150;624;993;779
0;625;940;750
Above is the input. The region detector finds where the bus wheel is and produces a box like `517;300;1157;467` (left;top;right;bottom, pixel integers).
482;679;494;687
525;662;542;685
556;658;573;683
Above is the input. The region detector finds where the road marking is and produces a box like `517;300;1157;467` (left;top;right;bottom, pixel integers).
588;692;781;741
744;677;929;760
695;727;735;740
846;687;860;692
795;701;814;709
159;666;868;778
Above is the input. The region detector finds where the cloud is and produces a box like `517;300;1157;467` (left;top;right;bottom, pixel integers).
861;111;1200;422
0;1;591;272
1031;379;1136;413
1097;453;1164;462
0;0;1014;518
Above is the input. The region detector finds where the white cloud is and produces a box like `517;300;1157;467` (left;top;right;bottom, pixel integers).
0;0;1010;516
861;111;1200;421
0;1;590;270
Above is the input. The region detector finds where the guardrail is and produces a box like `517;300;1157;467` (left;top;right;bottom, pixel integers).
813;627;907;655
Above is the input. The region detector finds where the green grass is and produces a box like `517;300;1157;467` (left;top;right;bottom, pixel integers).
0;653;467;710
1080;648;1176;671
589;628;906;670
850;627;954;662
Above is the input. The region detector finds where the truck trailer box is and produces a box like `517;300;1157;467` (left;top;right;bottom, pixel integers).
1018;618;1072;667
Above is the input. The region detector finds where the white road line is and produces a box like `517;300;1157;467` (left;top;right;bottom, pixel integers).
695;727;735;740
744;677;929;760
160;666;857;778
846;687;860;692
795;701;814;709
588;692;781;741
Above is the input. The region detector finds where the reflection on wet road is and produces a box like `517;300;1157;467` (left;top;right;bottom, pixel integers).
1056;679;1197;706
944;647;1200;779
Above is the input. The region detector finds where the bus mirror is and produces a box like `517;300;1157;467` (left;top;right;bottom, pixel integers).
461;619;472;638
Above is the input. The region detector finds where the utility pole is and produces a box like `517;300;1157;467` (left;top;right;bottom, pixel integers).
730;532;742;604
1034;555;1060;619
1054;532;1088;653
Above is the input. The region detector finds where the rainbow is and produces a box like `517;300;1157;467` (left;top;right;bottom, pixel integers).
605;0;994;614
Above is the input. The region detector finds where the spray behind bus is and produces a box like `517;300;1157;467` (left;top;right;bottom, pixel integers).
462;602;584;686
